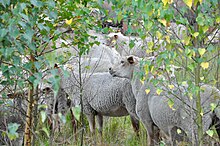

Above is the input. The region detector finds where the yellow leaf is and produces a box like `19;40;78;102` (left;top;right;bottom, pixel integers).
198;48;206;56
162;0;169;6
201;62;209;69
168;0;173;4
168;85;174;89
192;50;196;57
202;26;209;33
53;23;58;27
194;0;199;6
165;35;171;44
65;18;73;25
200;111;203;116
145;89;151;94
184;0;193;8
200;76;204;80
144;65;149;75
140;77;145;85
216;16;220;23
177;129;182;134
66;64;74;71
182;37;190;45
178;48;183;53
188;93;193;100
199;0;202;4
182;81;187;86
106;19;113;23
156;31;162;39
150;66;154;73
157;9;160;17
192;32;199;37
140;79;144;85
146;49;153;54
147;41;154;50
156;89;163;95
158;19;167;26
168;99;175;110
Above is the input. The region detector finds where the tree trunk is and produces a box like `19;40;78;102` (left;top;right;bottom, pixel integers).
194;19;203;146
78;55;85;146
24;54;36;146
24;85;34;146
195;63;203;146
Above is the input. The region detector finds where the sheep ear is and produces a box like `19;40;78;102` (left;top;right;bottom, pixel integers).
127;56;135;64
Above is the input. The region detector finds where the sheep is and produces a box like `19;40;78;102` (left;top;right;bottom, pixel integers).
109;55;220;145
67;43;121;73
41;87;70;131
59;69;139;135
106;32;164;58
147;83;220;145
0;92;26;146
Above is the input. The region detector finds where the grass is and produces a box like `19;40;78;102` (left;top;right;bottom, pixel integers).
35;111;147;146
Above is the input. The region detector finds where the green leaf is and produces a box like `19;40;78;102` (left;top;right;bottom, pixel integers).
207;44;215;52
129;40;135;49
30;0;43;7
168;98;175;110
210;103;217;112
0;29;8;40
117;11;123;22
42;127;49;138
46;0;55;7
192;32;199;38
196;13;205;26
0;0;10;8
23;28;34;43
206;129;214;137
159;141;166;146
72;105;81;121
40;111;47;123
58;113;66;124
198;48;206;56
7;123;20;140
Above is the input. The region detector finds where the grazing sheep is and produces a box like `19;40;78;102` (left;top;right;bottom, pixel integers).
60;70;139;135
109;55;220;145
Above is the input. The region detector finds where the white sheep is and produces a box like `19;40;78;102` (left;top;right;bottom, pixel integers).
109;55;220;145
106;32;164;57
59;70;139;135
66;43;121;73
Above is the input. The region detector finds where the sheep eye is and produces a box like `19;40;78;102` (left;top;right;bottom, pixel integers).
121;60;125;64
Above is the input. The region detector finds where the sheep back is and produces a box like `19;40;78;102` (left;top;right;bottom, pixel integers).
83;73;137;118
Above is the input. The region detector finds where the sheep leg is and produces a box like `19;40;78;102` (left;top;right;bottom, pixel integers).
96;114;103;143
152;124;160;144
70;108;77;140
130;116;140;137
147;123;160;146
96;114;103;136
86;114;96;134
